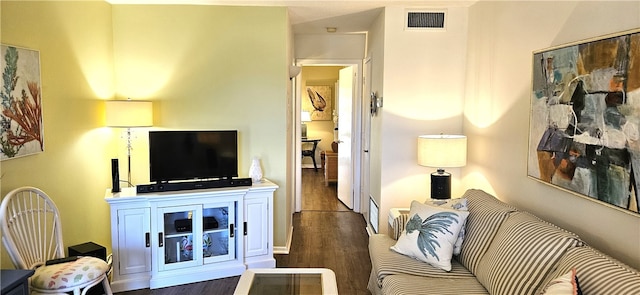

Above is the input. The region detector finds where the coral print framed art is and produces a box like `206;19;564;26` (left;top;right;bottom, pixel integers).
527;28;640;214
1;45;44;161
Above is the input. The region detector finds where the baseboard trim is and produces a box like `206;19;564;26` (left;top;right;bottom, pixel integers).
366;226;374;237
273;225;294;254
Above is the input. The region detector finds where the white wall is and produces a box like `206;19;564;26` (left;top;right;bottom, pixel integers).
374;6;469;234
295;34;366;60
367;9;386;231
284;8;295;254
463;1;640;269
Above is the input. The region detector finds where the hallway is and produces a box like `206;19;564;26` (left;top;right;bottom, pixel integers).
300;168;351;212
277;168;371;294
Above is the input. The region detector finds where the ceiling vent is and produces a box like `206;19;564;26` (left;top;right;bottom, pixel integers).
405;10;446;31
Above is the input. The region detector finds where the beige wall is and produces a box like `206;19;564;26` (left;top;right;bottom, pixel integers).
1;2;289;268
111;4;289;247
367;9;385;228
463;1;640;269
368;1;640;270
1;1;115;268
295;34;367;60
370;5;470;234
284;9;295;254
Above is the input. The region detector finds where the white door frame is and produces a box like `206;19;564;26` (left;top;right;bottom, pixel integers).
361;57;373;231
294;58;363;214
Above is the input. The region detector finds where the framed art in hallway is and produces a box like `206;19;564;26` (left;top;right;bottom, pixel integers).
303;85;333;121
527;28;640;214
1;45;44;161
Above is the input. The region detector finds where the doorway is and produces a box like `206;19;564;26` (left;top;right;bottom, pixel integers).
294;59;363;214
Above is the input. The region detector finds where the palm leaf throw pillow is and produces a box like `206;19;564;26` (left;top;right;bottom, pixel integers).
425;198;468;255
390;200;469;271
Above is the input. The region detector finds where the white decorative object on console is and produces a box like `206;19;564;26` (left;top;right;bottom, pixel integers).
248;157;263;183
105;180;277;292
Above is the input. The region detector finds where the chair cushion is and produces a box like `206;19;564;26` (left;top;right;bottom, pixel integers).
31;256;108;290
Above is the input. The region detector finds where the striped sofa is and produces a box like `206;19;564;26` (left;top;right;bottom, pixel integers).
368;189;640;295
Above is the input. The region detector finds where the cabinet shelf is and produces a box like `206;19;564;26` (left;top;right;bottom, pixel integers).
204;228;227;234
164;223;229;238
165;231;192;239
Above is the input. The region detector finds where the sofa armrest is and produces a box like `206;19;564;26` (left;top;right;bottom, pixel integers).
388;208;409;240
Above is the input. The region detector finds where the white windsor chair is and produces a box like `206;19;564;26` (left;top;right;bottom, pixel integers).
0;187;113;295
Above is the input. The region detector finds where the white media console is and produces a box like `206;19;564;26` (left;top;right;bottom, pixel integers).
104;179;278;292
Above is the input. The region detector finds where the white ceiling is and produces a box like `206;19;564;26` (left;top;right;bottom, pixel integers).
105;0;477;34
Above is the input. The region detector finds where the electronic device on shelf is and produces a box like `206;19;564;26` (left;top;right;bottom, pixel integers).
173;217;219;232
136;178;252;193
174;219;192;232
203;217;218;230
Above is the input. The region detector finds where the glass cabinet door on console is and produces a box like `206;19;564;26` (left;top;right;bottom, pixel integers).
157;205;202;271
203;201;236;264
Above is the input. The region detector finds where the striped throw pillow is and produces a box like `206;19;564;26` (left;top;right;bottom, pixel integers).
537;246;640;295
456;189;517;274
391;213;409;240
475;212;583;295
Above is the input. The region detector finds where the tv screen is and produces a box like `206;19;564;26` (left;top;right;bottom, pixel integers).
149;130;238;182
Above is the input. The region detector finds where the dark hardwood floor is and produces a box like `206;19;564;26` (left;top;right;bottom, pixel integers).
114;168;371;295
300;168;351;212
278;169;371;295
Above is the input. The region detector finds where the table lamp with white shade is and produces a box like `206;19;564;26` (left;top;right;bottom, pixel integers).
106;99;153;187
301;111;311;139
417;134;467;199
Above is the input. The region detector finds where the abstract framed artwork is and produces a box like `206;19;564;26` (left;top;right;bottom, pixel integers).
1;45;44;161
303;85;333;121
528;28;640;214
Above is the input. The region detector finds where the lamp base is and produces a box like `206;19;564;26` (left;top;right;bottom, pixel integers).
431;171;451;199
301;123;308;139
